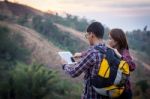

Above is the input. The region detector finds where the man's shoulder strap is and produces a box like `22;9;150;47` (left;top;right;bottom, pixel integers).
94;46;120;66
94;46;106;54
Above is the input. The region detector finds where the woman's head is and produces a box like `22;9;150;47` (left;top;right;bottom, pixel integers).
108;28;129;50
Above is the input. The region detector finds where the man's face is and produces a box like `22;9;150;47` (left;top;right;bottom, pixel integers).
85;32;94;46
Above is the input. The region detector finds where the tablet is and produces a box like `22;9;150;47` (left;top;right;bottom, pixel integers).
58;51;75;64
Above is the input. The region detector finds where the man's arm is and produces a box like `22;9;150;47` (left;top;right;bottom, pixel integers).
62;52;97;78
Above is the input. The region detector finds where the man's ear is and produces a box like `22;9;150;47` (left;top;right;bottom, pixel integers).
91;33;95;38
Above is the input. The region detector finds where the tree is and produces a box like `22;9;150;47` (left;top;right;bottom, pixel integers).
143;25;147;31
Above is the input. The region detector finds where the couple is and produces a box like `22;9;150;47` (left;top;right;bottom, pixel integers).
61;22;136;99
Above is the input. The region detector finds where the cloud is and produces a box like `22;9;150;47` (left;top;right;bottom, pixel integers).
45;0;150;17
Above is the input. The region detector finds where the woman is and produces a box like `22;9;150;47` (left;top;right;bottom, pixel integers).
108;28;136;99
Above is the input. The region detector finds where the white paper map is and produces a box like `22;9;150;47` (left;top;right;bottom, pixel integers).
58;51;75;64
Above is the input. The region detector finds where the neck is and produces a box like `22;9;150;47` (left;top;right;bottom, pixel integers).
93;38;103;45
115;45;121;53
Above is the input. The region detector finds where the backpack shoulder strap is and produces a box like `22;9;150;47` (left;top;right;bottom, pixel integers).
94;46;120;66
94;46;106;54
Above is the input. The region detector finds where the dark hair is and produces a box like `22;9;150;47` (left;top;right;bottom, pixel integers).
109;29;129;50
87;22;104;38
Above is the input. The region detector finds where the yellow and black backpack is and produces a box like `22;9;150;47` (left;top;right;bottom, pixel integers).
91;46;130;98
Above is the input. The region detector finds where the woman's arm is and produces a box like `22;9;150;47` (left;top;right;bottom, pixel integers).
122;49;136;72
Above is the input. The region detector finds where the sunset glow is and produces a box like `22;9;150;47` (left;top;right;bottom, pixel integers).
8;0;150;31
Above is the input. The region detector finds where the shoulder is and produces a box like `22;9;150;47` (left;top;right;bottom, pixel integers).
84;44;107;57
121;49;136;71
122;49;130;55
122;49;132;59
86;48;99;58
84;46;103;59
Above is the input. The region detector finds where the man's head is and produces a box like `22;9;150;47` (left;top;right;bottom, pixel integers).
85;22;104;45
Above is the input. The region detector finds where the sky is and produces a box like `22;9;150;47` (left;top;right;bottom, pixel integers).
8;0;150;31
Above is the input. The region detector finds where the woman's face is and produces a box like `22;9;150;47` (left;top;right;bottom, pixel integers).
108;34;118;48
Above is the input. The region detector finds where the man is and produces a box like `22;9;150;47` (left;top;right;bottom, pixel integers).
61;22;110;99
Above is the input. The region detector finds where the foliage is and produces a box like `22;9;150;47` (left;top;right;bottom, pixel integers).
0;25;81;99
0;14;9;20
126;29;150;58
136;80;149;93
49;14;89;32
32;15;88;53
17;14;29;25
0;62;81;99
0;25;29;66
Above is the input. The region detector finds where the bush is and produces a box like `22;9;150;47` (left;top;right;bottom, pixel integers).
0;62;80;99
0;63;56;99
9;63;57;99
0;14;8;20
136;80;149;93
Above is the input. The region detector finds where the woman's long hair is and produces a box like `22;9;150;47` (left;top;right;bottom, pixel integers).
109;29;129;51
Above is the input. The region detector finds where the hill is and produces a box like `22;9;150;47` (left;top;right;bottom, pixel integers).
0;21;61;67
0;1;46;17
